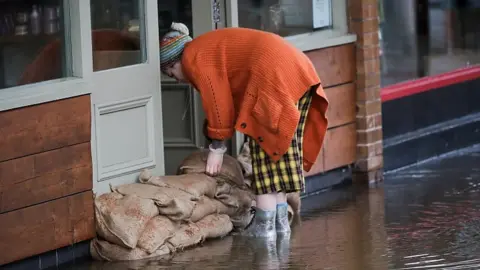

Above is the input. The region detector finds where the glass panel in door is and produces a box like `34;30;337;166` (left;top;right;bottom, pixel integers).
90;0;147;71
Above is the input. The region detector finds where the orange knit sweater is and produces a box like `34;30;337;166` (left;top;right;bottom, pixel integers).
181;28;329;172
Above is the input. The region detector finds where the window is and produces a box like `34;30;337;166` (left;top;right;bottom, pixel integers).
379;0;480;87
238;0;333;37
90;0;147;71
0;0;71;90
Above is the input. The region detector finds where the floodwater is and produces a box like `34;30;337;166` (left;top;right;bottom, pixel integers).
68;145;480;270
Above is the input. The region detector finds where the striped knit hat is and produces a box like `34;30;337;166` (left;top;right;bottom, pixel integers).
160;22;192;71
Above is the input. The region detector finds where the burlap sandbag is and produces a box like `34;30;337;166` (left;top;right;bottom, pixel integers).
89;237;234;270
230;207;254;230
236;140;253;180
94;192;159;249
137;215;178;254
287;192;301;214
189;195;249;223
196;214;233;239
139;170;217;198
90;238;170;261
167;214;233;251
169;235;233;264
177;149;245;187
215;182;254;209
189;196;218;223
112;183;197;221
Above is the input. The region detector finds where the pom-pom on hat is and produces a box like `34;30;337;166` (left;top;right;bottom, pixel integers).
160;22;192;71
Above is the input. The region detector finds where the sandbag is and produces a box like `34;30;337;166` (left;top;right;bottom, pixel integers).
139;170;217;198
113;183;197;221
236;140;253;181
196;214;233;239
167;214;232;251
90;237;234;269
189;196;219;223
169;235;233;263
167;223;203;250
137;215;178;254
189;195;247;223
215;182;254;209
94;193;159;249
230;207;254;230
287;192;301;214
90;238;170;261
177;149;245;187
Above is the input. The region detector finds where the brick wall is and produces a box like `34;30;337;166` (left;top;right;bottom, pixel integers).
348;0;384;183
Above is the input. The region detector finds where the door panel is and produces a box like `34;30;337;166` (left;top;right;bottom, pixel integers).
90;0;164;195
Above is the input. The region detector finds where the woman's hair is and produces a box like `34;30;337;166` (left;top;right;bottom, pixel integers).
159;22;192;71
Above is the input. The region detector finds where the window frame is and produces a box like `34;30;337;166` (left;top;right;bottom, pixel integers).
283;0;356;51
0;0;93;112
232;0;356;52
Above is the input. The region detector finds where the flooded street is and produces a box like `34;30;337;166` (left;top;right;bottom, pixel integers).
67;145;480;270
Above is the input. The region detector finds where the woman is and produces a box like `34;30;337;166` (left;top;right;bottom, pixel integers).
160;22;329;239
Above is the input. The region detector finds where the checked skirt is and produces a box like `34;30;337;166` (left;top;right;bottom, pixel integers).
249;87;313;195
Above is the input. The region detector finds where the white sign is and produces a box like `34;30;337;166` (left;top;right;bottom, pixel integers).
312;0;332;29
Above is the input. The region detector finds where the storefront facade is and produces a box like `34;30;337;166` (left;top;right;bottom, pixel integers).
0;0;380;268
379;0;480;171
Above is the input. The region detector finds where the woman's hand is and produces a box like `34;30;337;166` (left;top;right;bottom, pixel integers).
206;140;227;176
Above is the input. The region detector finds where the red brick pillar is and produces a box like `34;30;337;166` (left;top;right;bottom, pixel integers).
348;0;384;184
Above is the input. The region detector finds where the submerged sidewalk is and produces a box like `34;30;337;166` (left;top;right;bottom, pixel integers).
35;145;480;269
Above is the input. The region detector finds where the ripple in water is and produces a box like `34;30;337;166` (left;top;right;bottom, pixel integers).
62;146;480;270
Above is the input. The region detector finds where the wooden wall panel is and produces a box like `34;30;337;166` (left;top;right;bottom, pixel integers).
0;191;95;265
325;83;356;128
304;148;325;176
0;143;92;213
0;95;94;266
306;44;355;88
323;123;357;172
305;123;357;176
0;95;91;162
304;43;357;176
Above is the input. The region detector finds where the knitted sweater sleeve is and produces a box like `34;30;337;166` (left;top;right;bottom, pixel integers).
193;69;235;140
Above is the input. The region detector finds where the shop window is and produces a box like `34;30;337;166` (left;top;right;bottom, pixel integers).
90;0;147;71
0;0;70;90
238;0;333;37
379;0;480;87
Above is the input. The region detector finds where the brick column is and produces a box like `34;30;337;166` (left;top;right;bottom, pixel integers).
348;0;384;184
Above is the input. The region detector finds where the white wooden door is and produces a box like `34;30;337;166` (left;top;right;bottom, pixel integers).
89;0;164;194
161;0;243;175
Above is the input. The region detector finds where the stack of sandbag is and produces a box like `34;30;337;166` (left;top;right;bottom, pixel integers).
90;147;300;262
90;150;255;261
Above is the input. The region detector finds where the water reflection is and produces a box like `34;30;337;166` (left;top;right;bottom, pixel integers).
68;145;480;270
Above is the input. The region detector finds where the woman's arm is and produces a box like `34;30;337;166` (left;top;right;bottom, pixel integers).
191;69;236;141
211;139;226;149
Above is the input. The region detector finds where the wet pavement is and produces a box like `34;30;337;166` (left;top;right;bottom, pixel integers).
66;145;480;270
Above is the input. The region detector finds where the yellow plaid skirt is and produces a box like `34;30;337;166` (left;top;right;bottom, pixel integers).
249;88;313;195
